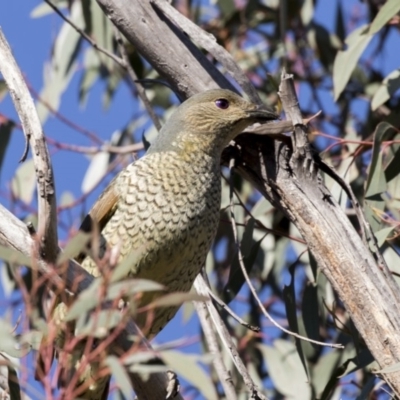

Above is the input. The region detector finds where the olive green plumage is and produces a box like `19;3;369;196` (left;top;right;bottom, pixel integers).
47;89;277;399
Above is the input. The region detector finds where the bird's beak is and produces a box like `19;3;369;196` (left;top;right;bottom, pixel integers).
245;106;279;122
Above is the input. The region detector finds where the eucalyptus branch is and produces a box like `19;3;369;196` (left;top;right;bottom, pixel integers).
0;28;58;263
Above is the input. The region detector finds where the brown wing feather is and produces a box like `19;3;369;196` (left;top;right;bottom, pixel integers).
76;180;119;263
80;179;119;234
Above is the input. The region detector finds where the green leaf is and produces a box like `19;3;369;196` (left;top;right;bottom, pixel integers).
0;246;32;267
148;292;208;309
0;79;8;101
0;120;13;179
0;321;31;358
79;47;101;106
364;123;396;231
161;350;218;400
374;226;395;247
302;284;320;342
283;266;310;380
30;1;68;18
35;1;83;123
128;363;168;378
11;158;36;204
57;232;91;265
384;135;400;183
308;23;342;70
258;340;312;399
59;191;75;207
217;0;236;22
369;0;400;34
105;356;133;399
313;350;342;398
123;351;157;366
75;310;122;338
0;262;15;296
81;0;93;34
375;361;400;374
365;122;396;197
0;323;18;355
65;280;102;321
335;0;345;42
66;278;164;321
7;363;21;400
19;330;43;351
319;348;374;399
107;279;164;301
241;217;255;256
111;249;147;283
371;68;400;111
81;151;110;194
333;24;372;100
103;73;122;109
250;197;273;219
222;231;266;304
300;0;314;26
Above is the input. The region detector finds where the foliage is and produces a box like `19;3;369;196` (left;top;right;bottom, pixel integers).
1;0;400;399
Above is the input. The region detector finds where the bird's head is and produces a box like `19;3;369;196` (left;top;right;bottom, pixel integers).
149;89;278;156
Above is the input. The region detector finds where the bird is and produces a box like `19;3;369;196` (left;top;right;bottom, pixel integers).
40;89;278;399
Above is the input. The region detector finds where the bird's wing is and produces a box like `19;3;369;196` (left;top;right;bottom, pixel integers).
80;177;119;234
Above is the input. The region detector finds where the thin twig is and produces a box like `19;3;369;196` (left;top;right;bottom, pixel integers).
193;301;237;400
194;274;268;400
228;157;343;350
114;29;162;131
27;83;103;145
47;137;144;155
44;0;126;69
207;288;260;332
221;174;307;245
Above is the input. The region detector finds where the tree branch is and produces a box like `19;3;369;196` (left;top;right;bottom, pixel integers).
0;27;58;263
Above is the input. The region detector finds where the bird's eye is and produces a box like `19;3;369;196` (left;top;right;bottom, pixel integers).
215;98;230;109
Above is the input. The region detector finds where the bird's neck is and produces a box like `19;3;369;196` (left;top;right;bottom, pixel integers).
149;127;226;159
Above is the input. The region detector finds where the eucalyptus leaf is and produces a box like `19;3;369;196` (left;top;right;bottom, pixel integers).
0;120;13;179
259;340;312;399
333;24;372;100
161;350;218;400
283;266;310;380
7;363;21;400
105;355;133;399
57;232;91;265
11;158;36;205
371;68;400;111
148;292;208;309
35;1;82;123
81;151;110;194
0;246;31;267
369;0;400;34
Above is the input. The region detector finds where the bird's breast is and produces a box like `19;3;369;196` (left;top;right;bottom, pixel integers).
103;151;221;285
